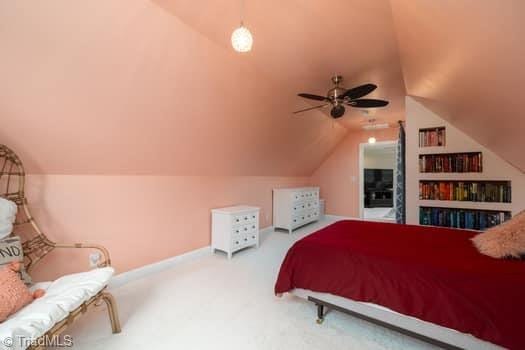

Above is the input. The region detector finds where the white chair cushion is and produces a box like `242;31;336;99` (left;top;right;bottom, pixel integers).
0;267;114;350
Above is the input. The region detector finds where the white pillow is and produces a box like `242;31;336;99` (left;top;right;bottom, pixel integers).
0;198;17;239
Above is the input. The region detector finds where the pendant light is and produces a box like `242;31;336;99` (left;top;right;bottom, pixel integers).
231;0;253;52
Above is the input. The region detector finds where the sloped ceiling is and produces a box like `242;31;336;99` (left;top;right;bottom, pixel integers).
390;0;525;172
0;0;405;176
1;0;522;175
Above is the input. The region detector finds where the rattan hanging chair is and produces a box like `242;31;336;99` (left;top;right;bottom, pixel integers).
0;144;121;348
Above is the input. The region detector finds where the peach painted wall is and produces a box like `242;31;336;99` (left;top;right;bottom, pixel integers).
25;175;310;281
311;128;398;218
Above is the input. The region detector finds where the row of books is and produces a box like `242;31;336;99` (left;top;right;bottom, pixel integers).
419;207;510;230
419;181;511;203
419;128;446;147
419;153;482;173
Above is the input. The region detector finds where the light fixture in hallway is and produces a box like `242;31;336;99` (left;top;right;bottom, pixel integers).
367;119;377;144
231;0;253;52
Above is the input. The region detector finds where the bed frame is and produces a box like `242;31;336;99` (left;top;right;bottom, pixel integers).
0;144;121;349
291;288;502;350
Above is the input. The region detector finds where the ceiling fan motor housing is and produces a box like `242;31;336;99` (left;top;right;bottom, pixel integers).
330;105;345;118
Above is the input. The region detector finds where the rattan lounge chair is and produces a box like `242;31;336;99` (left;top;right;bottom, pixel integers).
0;144;121;349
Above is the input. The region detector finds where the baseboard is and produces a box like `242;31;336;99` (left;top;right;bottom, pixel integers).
259;225;274;234
109;225;275;288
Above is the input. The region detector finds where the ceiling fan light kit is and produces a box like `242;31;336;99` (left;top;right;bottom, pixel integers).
294;75;389;119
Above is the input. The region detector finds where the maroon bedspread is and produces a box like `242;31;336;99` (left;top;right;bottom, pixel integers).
275;220;525;349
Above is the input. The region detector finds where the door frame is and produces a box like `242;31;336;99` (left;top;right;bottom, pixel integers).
358;140;398;219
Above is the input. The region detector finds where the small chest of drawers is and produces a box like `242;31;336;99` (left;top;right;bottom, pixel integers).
273;187;320;234
211;205;260;259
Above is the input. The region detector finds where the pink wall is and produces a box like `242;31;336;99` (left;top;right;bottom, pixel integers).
311;128;398;217
25;175;310;281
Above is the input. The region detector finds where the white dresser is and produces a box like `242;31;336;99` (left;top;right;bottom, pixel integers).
273;187;320;234
211;205;260;259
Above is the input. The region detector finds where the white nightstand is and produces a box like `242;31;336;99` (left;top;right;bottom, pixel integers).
211;205;260;259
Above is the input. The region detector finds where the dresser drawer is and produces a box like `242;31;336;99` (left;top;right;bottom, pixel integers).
232;212;258;226
292;213;307;228
305;200;318;209
292;202;307;213
233;222;257;235
232;231;257;249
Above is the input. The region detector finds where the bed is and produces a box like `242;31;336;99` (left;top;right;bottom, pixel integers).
274;220;525;350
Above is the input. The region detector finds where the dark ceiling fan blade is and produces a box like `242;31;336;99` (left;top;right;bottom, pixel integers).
340;83;377;100
293;104;329;114
347;99;389;108
330;105;345;118
298;93;329;101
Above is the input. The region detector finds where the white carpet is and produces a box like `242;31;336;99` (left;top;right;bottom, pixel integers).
62;217;438;350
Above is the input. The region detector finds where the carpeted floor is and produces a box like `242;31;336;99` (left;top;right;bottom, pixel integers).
61;217;437;350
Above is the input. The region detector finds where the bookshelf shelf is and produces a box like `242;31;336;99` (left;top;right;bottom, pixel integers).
418;200;512;212
419;152;482;173
419;126;446;147
419;180;511;203
419;206;511;231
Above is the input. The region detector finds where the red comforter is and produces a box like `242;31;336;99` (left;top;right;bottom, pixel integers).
275;220;525;349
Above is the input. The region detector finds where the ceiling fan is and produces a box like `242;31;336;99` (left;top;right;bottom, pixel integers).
294;75;389;118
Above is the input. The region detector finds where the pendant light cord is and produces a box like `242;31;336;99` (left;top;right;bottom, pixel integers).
240;0;245;25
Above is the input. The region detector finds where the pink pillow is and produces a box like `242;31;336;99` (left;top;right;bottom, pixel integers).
0;262;44;322
472;210;525;258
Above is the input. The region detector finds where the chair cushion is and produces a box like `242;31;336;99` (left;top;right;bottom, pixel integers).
0;267;114;350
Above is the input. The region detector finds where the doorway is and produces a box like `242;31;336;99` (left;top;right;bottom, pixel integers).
359;141;397;221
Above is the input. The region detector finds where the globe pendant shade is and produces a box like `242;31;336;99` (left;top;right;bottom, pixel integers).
231;25;253;52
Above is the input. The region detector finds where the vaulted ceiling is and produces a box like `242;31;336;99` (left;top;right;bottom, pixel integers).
0;0;523;175
391;0;525;172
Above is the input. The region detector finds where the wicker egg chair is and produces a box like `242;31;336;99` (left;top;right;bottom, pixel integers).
0;144;121;348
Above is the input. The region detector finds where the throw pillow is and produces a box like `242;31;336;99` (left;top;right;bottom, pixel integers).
0;262;45;322
0;197;17;239
471;210;525;258
0;236;32;285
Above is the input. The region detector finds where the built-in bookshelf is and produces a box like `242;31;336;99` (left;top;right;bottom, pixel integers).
419;206;511;231
406;97;524;227
419;152;482;173
419;180;511;203
419;127;446;147
415;125;511;231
